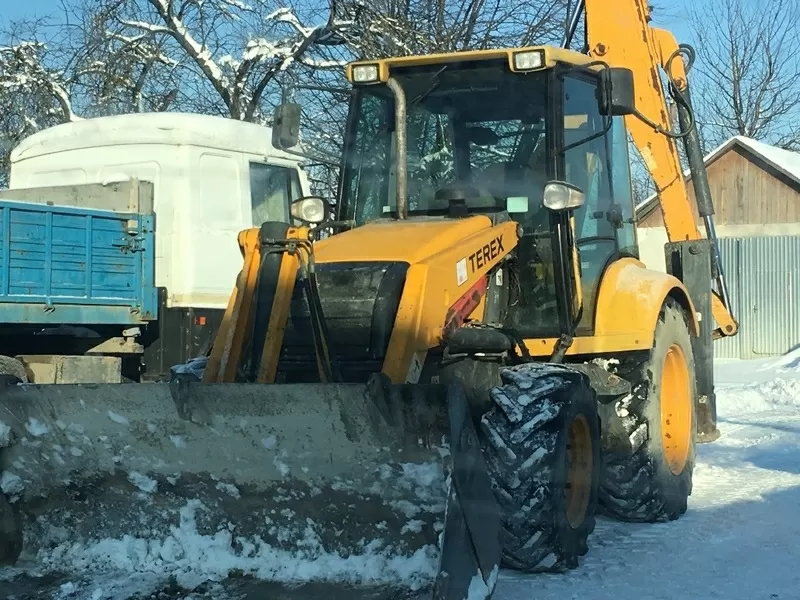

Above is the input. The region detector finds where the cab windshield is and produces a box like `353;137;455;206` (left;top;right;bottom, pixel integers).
339;60;550;231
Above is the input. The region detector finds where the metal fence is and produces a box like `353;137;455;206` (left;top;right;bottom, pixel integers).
713;235;800;359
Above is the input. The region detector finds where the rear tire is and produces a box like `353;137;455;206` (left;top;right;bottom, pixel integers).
479;362;601;572
598;297;697;522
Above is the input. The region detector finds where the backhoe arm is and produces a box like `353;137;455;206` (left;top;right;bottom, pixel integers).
583;0;738;338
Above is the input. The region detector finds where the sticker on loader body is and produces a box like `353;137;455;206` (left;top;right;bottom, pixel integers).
456;258;468;286
406;352;424;383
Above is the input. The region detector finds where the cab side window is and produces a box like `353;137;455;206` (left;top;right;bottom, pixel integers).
249;162;302;226
562;74;636;330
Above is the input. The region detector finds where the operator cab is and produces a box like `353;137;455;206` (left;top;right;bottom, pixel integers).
272;46;640;340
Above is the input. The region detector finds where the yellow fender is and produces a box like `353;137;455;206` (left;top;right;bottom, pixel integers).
595;257;699;340
525;257;700;358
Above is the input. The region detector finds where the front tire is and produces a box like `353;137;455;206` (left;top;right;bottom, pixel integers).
598;297;697;522
479;362;601;572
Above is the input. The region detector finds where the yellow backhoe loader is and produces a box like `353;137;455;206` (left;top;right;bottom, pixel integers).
0;0;738;598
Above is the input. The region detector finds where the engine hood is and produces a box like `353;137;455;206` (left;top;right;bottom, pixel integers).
313;215;496;265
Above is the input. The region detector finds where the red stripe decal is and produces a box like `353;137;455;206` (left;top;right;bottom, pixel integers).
443;277;488;338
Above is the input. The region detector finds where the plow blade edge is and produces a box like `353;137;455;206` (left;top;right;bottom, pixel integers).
0;377;500;599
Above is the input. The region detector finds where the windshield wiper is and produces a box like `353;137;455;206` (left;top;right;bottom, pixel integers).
408;65;449;106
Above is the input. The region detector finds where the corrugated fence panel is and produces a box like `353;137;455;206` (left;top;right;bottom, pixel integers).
713;235;800;359
713;237;742;359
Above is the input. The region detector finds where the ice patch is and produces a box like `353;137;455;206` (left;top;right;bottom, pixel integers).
107;411;129;426
262;435;277;449
465;565;499;600
0;470;24;496
215;481;241;499
128;471;158;494
58;581;76;596
401;520;424;534
273;456;290;477
170;435;186;449
26;417;49;437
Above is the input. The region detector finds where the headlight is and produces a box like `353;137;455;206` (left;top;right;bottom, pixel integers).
542;181;585;211
512;50;545;71
352;64;379;83
290;196;328;224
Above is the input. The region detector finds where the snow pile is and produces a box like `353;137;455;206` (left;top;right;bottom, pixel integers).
127;471;158;494
466;566;500;600
0;470;24;498
0;420;11;447
717;377;800;415
36;499;440;591
25;417;50;437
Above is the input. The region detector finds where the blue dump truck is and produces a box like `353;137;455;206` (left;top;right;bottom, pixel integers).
0;180;222;383
0;111;315;383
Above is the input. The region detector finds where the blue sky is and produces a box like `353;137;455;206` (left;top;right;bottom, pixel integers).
2;0;58;23
3;0;698;44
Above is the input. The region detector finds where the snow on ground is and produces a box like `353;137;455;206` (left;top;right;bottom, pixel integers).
4;354;800;599
495;352;800;600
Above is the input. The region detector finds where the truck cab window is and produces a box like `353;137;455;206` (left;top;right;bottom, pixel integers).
249;162;301;226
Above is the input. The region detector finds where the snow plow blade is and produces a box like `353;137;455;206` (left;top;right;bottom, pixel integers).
0;376;501;599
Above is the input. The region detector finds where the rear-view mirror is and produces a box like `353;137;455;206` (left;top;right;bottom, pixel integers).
598;67;635;116
272;102;302;149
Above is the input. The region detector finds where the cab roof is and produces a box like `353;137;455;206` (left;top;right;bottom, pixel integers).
345;45;598;83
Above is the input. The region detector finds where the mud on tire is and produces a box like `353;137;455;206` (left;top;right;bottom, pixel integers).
598;297;697;522
479;362;601;572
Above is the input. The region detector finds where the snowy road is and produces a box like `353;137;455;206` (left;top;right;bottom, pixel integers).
3;355;800;599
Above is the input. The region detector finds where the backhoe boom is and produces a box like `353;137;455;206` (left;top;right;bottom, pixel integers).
584;0;738;339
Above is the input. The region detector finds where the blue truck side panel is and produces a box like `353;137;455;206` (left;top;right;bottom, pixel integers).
0;200;158;325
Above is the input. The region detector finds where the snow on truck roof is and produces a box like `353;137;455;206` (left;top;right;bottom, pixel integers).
11;111;307;163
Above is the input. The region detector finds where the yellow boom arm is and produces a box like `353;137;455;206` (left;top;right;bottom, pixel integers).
584;0;738;338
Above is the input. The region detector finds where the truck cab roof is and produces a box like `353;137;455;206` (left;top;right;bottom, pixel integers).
11;111;306;164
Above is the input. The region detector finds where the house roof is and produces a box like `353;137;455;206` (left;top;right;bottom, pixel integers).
635;135;800;217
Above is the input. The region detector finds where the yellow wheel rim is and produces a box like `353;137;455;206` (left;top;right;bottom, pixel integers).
661;343;692;475
564;413;593;528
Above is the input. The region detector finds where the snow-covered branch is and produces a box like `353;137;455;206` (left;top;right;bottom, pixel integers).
0;42;80;123
110;0;356;121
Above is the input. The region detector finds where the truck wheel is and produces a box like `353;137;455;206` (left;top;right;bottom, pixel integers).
479;362;601;572
598;297;697;522
0;356;28;384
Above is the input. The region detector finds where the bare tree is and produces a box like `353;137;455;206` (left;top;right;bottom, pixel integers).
0;0;579;193
687;0;800;149
0;0;356;185
101;0;355;121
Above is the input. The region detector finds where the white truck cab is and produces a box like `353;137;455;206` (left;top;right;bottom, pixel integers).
9;111;313;311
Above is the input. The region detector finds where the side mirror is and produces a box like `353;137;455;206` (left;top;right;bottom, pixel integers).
543;181;585;212
272;102;302;149
598;67;635;116
290;196;329;224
